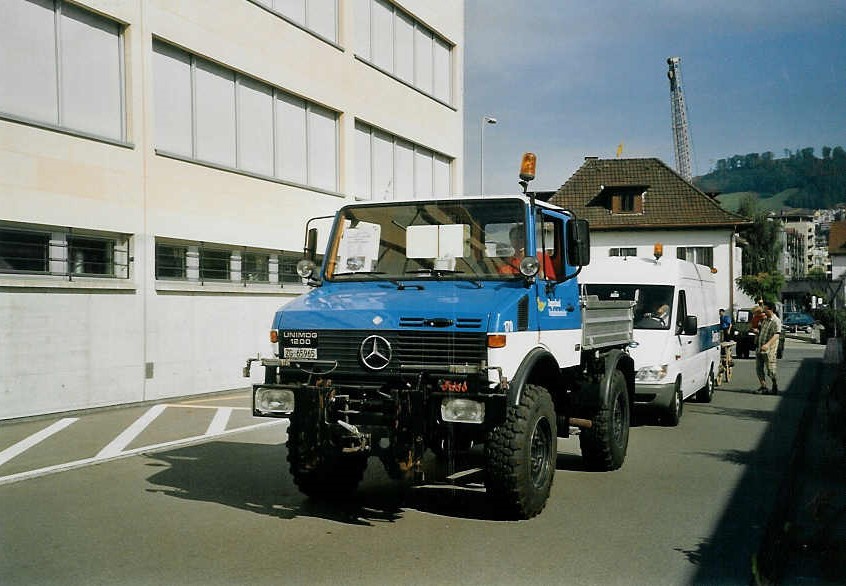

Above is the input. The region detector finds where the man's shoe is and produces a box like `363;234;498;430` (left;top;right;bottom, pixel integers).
756;386;768;394
770;384;778;395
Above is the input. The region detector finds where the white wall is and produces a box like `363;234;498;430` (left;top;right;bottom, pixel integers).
590;228;743;313
0;0;464;420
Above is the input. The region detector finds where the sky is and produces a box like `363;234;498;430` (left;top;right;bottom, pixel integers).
463;1;846;195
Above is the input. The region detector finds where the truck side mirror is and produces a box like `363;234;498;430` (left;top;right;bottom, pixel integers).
682;315;698;336
304;227;318;261
566;219;590;266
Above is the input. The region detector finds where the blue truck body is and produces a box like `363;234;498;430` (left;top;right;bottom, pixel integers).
245;195;635;518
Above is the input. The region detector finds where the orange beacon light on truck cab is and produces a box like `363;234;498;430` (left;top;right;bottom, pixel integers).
519;152;537;182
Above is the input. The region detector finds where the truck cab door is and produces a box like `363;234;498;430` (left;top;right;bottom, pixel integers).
535;210;581;368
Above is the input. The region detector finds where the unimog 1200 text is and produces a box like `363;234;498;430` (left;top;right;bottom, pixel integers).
244;155;635;518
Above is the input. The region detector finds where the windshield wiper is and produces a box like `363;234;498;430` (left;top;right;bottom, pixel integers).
404;268;482;289
333;271;423;290
332;271;387;277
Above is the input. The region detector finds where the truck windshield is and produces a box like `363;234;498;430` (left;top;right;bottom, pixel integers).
324;199;528;281
583;284;675;331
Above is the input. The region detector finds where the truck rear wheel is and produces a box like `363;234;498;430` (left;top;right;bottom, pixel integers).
579;369;629;471
286;418;368;499
485;384;557;519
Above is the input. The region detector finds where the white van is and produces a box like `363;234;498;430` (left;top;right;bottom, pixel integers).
579;255;721;426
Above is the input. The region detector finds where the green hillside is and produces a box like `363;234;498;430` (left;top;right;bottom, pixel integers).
713;188;801;213
694;146;846;212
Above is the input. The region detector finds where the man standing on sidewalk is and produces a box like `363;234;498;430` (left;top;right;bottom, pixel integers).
756;300;782;395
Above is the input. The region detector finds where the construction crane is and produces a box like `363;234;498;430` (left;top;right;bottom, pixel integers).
667;56;692;181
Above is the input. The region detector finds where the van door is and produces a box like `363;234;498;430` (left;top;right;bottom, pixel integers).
676;289;702;397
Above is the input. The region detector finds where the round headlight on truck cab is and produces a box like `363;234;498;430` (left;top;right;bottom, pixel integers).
519;256;539;277
296;259;316;278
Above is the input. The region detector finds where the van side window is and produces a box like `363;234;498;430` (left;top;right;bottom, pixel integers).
676;290;688;335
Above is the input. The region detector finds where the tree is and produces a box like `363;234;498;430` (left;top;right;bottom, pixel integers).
736;197;784;302
807;266;828;280
736;272;785;304
738;197;782;275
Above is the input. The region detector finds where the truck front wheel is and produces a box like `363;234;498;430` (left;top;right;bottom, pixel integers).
579;369;629;471
286;418;368;500
485;384;557;519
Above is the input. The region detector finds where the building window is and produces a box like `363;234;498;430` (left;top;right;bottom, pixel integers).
0;224;129;278
156;243;187;279
355;121;451;200
155;239;307;287
252;0;337;43
200;248;231;281
677;246;713;267
0;228;49;273
243;252;270;282
354;0;453;104
609;247;637;257
68;236;114;276
153;41;338;192
0;0;125;142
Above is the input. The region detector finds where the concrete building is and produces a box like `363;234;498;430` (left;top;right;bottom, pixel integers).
0;0;464;420
549;157;752;313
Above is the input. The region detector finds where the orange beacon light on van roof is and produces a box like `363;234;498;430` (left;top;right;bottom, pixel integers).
653;243;663;260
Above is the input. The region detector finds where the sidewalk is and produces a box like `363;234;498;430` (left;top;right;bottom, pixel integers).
754;350;846;585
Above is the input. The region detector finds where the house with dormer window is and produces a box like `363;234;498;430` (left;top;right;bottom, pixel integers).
549;157;752;311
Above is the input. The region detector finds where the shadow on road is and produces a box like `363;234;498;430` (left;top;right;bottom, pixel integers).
143;433;605;524
143;440;533;524
143;442;406;526
687;355;827;584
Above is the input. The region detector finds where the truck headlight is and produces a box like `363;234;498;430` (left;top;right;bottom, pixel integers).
441;398;485;424
636;364;669;383
255;388;295;415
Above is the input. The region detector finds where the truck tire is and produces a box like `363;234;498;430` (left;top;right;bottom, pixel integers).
579;369;629;471
695;367;715;403
286;418;368;499
662;379;683;427
485;384;557;519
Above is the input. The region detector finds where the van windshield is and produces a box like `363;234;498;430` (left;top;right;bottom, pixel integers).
583;284;675;330
324;199;530;281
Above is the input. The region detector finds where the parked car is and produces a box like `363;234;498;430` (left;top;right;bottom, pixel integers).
782;312;817;334
732;307;784;359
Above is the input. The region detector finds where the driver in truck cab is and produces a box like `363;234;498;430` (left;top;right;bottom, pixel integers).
498;223;556;279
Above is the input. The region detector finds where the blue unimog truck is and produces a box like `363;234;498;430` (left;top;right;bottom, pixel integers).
244;155;635;518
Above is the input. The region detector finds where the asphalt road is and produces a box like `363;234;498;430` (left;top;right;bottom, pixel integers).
0;338;827;586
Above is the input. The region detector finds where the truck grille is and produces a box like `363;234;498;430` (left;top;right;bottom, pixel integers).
288;329;486;380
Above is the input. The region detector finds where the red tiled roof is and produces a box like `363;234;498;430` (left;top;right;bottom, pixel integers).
549;157;751;230
829;221;846;255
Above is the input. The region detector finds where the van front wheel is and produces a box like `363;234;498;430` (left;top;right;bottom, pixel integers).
695;367;715;403
662;379;683;427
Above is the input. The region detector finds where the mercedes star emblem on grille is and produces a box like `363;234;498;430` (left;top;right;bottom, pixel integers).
359;335;392;370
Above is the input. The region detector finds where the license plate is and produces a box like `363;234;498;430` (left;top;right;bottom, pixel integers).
283;347;317;360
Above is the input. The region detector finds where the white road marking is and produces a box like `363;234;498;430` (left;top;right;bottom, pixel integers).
0;419;287;486
205;407;233;436
96;404;168;459
0;418;79;467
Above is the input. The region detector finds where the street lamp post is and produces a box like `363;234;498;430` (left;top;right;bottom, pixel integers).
480;115;497;194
